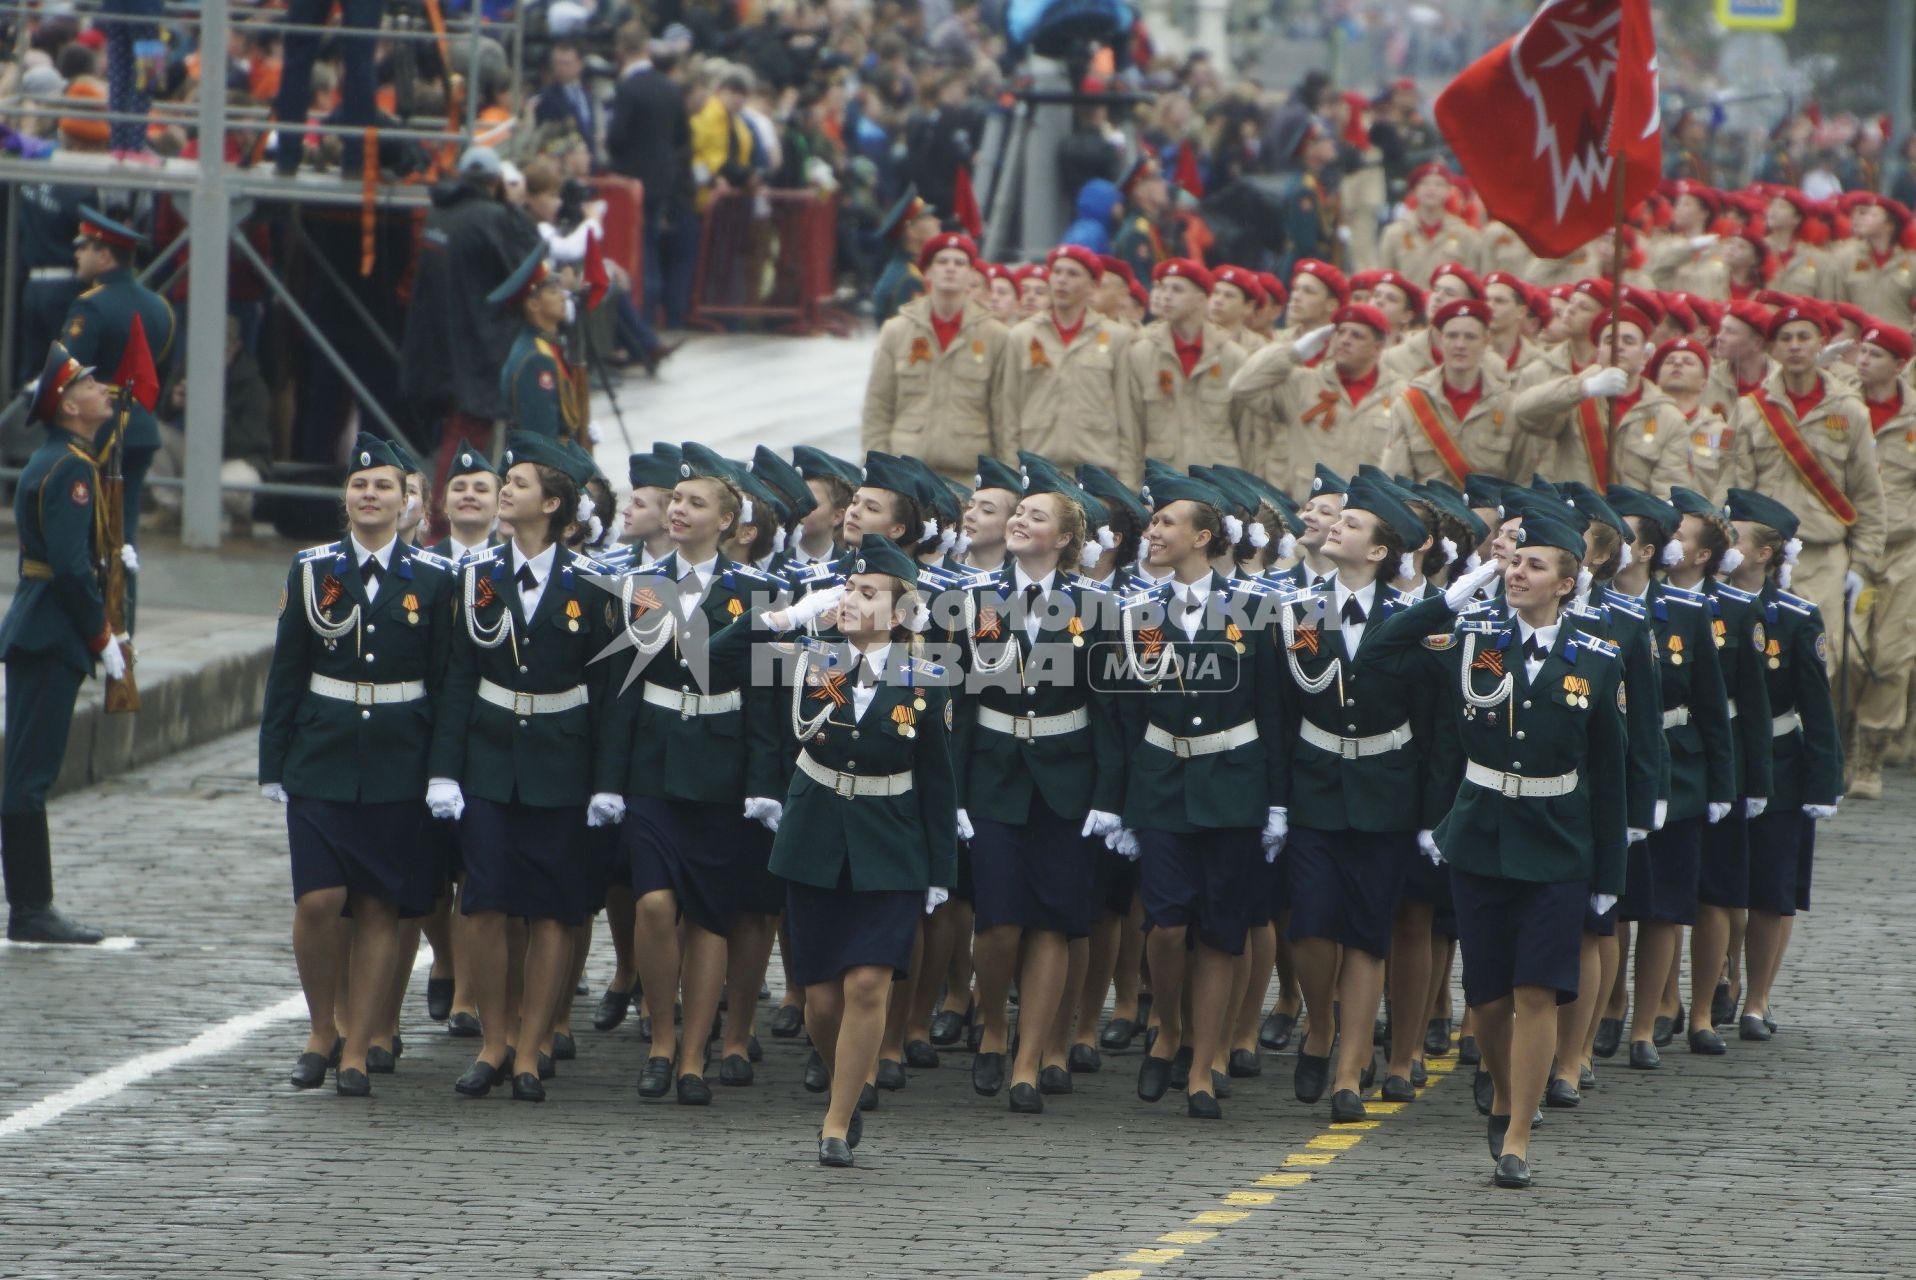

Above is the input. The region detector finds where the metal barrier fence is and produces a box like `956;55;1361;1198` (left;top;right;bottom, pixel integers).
687;189;850;337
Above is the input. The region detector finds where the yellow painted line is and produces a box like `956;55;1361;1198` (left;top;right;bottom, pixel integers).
1124;1248;1183;1264
1328;1119;1380;1130
1189;1211;1249;1226
1367;1101;1407;1115
1283;1151;1339;1167
1158;1231;1218;1245
1221;1191;1275;1206
1306;1132;1364;1150
1086;1272;1145;1280
1252;1172;1313;1188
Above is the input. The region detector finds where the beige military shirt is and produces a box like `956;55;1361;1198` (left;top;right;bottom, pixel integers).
1118;321;1249;473
1379;363;1522;484
1229;338;1401;499
861;298;1009;481
998;310;1137;483
1511;374;1694;494
1730;367;1887;572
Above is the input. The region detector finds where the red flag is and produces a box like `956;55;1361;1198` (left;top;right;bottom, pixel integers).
582;226;610;312
1433;0;1662;259
114;311;160;414
952;163;983;240
1173;143;1204;199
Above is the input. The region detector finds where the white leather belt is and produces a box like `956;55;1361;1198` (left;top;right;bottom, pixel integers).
797;750;914;798
977;705;1089;739
1663;706;1690;729
1465;761;1579;799
1772;710;1802;737
641;683;744;718
477;678;588;716
1144;720;1258;759
1299;720;1413;760
308;674;426;706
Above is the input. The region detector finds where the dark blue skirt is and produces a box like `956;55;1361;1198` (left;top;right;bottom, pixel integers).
1137;826;1262;956
581;823;622;915
733;819;786;917
1449;868;1584;1007
459;796;590;926
1747;806;1813;916
420;813;462;894
784;868;920;988
969;796;1099;938
1618;815;1702;926
1099;846;1140;918
287;796;433;917
624;795;745;937
1698;801;1750;909
1284;826;1411;959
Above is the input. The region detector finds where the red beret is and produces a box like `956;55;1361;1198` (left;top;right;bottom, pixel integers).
1723;300;1773;337
1432;298;1491;331
1481;270;1529;298
918;232;979;273
1592;304;1656;346
1832;301;1872;333
1765;302;1823;342
1572;277;1614;307
1153;258;1214;292
1128;278;1150;309
1762;185;1814;219
1256;272;1287;308
1211;266;1265;305
1622;286;1665;328
1406;161;1453;190
1647;336;1712;381
1687;295;1724;332
1370;269;1426;312
1291;259;1349;304
1048;244;1104;280
1523;284;1554;324
1097;255;1137;287
1659;291;1698;333
1842;191;1911;232
981;261;1010;282
1349;269;1383;293
1332;303;1391;337
1859;318;1914;363
1009;263;1050;285
1667;179;1722;217
1429;261;1483;297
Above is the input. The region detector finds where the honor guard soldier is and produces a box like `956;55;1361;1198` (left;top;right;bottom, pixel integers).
0;344;123;943
60;205;175;570
871;187;942;325
1381;299;1521;484
1230;303;1398;499
1379;164;1485;291
1356;515;1628;1189
1718;490;1842;1043
1111;157;1182;286
258;433;460;1094
493;245;587;445
860;231;1009;480
1119;260;1250;472
999;245;1136;483
1114;471;1286;1121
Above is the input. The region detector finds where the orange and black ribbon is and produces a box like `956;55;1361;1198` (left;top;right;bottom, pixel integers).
810;670;849;706
1471;648;1504;677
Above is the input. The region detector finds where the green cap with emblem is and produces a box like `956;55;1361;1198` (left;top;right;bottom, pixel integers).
630;442;681;490
503;431;591;484
347;432;405;476
1076;463;1150;528
1343;477;1429;547
1511;512;1585;557
792;445;861;490
1723;488;1800;542
448;444;497;479
851;531;920;585
752;445;819;520
975;455;1023;495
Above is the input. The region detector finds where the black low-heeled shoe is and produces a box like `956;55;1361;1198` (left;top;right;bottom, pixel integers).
803;1049;831;1093
1410;1057;1429;1087
537;1052;556;1081
1739;1013;1773;1042
1487;1113;1510;1159
1472;1069;1494;1116
769;1003;804;1038
1380;1074;1416;1103
552;1032;577;1062
971;1051;1006;1097
1008;1082;1043;1114
858;1082;878;1112
1038;1065;1072;1095
1211;1069;1231;1100
676;1074;712;1106
1186;1089;1222;1120
818;1134;854;1168
1137;1054;1172;1102
512;1072;545;1102
1628;1040;1661;1069
1168;1045;1194;1092
425;977;454;1022
1227;1048;1261;1078
636;1055;675;1098
848;1109;863;1149
1068;1043;1101;1074
904;1039;939;1070
1544;1078;1581;1108
1259;1011;1297;1052
1293;1052;1330;1104
718;1054;754;1086
748;1034;763;1063
875;1058;907;1090
335;1067;371;1097
1687;1027;1726;1055
1330;1089;1367;1123
447;1012;482;1039
290;1051;330;1090
593;987;632;1032
1651;1014;1675;1048
1457;1034;1481;1066
929;1003;972;1047
454;1057;504;1098
1710;980;1736;1029
1578;1063;1597;1091
1424;1017;1452;1056
1493;1154;1532;1188
1592;1017;1622;1058
1099;1018;1135;1051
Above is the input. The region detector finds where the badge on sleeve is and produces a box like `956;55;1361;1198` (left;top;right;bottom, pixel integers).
1751;621;1766;654
538;370;556;391
1815;632;1828;668
69;479;90;506
1617;681;1627;714
67;316;84;338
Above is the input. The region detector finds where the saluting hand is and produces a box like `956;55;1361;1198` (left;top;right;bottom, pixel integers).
1444;559;1502;611
1292;324;1337;361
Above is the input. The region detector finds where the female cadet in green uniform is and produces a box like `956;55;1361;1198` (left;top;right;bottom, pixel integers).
427;433;613;1102
1720;489;1842;1043
1358;513;1627;1189
259;433;458;1095
951;458;1122;1112
598;443;783;1105
1666;487;1775;1055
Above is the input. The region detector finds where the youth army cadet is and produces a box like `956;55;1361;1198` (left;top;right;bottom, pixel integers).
0;343;126;944
998;246;1137;484
493;245;588;446
1377;164;1485;288
1118;260;1250;472
1847;322;1915;798
1828;194;1915;329
1380;299;1522;484
1228;304;1399;499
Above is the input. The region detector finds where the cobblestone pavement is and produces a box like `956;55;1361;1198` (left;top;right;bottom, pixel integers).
3;729;1913;1279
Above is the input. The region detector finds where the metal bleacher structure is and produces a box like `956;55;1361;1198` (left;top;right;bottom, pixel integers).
0;0;529;549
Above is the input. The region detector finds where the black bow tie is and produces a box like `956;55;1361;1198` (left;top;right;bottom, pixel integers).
1524;636;1549;663
1341;597;1366;625
516;564;538;592
855;655;879;688
1023;582;1044;609
360;555;383;583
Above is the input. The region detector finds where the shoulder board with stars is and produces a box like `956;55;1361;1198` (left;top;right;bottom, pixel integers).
298;541;344;563
404;546;458;574
1714;582;1760;605
1660;584;1709;607
1772;591;1816;617
1567;631;1620;660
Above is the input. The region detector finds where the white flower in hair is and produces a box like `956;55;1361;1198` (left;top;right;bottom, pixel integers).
951;532;971;556
1463;550;1481;571
1576;567;1593;597
575;493;595;524
1247;520;1270;549
1719;546;1743;575
1438;536;1458;566
771;526;787;555
739;497;755;525
1660;538;1683;567
1782;537;1802;566
1397;552;1416;580
937;525;958;554
1276;532;1297;560
1096;525;1117;551
1223;514;1244;543
1079;540;1101;569
922;518;940;542
1618;542;1633;570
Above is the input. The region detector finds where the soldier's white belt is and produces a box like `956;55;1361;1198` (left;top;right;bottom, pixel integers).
1144;720;1258;759
1772;710;1802;737
308;674;426;706
977;705;1089;739
477;679;588;716
798;751;914;798
641;683;744;718
1464;761;1579;799
1299;720;1413;760
1663;706;1690;729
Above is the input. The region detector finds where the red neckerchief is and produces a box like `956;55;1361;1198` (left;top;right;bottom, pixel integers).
1441;377;1482;421
1786;382;1825;422
1735;371;1766;396
1681;405;1700;422
1612;387;1643;421
1867;386;1904;433
1053;314;1084;350
1419;219;1445;242
1501;339;1522;371
1173;330;1204;379
1729;281;1755;301
1340;365;1379;405
1871;244;1898;269
929;307;964;352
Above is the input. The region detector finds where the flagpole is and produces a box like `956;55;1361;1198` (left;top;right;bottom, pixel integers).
1605;177;1626;448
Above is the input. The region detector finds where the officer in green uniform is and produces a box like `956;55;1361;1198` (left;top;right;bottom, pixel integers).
257;433;460;1094
1112;157;1183;288
492;245;586;445
871;187;941;325
1720;489;1842;1043
0;343;122;944
1357;514;1627;1190
59;206;176;611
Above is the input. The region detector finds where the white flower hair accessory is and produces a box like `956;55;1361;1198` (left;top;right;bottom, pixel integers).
1223;514;1244;544
1718;546;1743;575
1247;521;1270;549
1660;538;1683;567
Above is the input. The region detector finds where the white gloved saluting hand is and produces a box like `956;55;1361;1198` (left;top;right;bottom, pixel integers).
767;583;846;632
1444;559;1503;611
1292;324;1338;361
1580;366;1630;399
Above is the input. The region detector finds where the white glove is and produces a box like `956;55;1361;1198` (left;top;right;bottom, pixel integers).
1688;234;1719;250
1706;800;1732;824
99;637;128;680
426;777;465;821
1444;559;1503;611
1653;799;1668;831
1580;366;1630;399
120;544;139;573
1818;338;1854;366
1744;796;1768;819
1803;803;1838;820
925;886;950;914
743;797;783;832
1417;829;1443;866
586;792;626;827
1845;571;1865;604
956;808;975;841
1261;806;1288;860
1589;893;1618;915
1108;828;1141;859
1292;323;1337;361
769;583;846;632
1081;810;1122;841
1627;827;1648;844
587;421;605;445
260;782;289;803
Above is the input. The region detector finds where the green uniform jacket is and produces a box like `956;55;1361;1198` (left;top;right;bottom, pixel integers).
871;253;925;326
1359;593;1629;894
428;544;615;807
60;267;175;451
0;434;107;673
500;326;582;441
1758;584;1843;809
948;570;1123;822
1580;591;1668;830
1111;573;1286;833
1641;581;1736;820
258;541;457;802
598;551;786;803
1271;580;1435;833
1704;579;1776;801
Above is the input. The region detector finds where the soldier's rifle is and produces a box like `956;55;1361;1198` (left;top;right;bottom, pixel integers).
98;383;139;713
